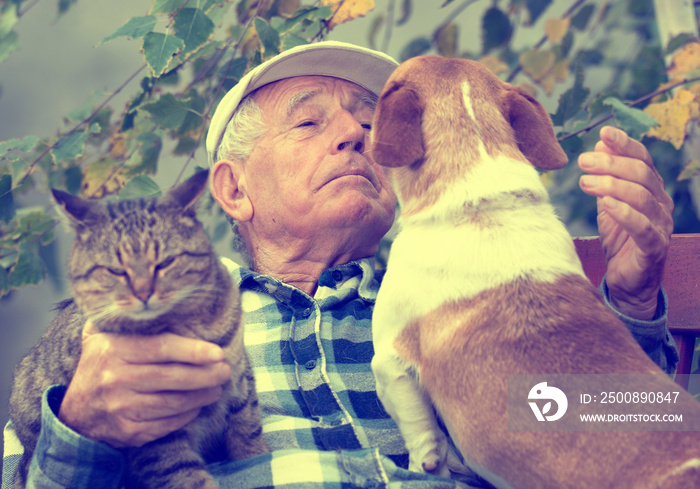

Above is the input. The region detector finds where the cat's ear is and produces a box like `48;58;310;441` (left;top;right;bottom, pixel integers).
165;169;209;211
51;189;103;225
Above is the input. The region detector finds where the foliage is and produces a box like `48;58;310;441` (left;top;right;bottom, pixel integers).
1;0;700;297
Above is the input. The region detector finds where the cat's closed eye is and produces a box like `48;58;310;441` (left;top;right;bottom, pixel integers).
156;256;176;271
106;267;126;276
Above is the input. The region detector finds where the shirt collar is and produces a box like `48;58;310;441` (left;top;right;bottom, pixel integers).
220;257;382;305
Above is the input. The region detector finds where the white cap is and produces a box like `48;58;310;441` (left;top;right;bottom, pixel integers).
206;40;399;167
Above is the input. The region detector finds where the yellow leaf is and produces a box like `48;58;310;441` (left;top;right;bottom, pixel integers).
517;82;537;98
277;0;300;17
688;84;700;118
540;73;555;95
552;59;569;82
519;48;555;82
82;157;125;198
540;171;554;189
479;55;509;75
667;40;700;80
545;17;570;45
678;160;700;181
644;89;699;149
321;0;375;30
108;134;128;160
538;59;570;95
237;0;275;23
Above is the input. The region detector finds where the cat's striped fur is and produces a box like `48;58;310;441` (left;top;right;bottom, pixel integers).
9;170;267;489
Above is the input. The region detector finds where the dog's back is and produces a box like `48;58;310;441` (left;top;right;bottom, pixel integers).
370;56;700;489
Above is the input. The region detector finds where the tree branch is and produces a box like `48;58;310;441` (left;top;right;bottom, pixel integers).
16;63;147;188
558;75;700;142
506;0;588;83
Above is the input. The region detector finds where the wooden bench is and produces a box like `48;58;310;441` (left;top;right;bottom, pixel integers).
575;234;700;390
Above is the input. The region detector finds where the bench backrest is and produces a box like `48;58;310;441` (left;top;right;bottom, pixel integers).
574;234;700;390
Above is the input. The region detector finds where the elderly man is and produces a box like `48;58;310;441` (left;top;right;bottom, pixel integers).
3;41;677;489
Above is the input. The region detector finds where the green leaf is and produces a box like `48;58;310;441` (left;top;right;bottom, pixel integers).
150;0;189;14
0;29;19;64
368;14;384;50
176;92;206;136
280;33;308;51
397;0;412;26
0;173;15;223
9;246;46;289
173;8;214;55
119;175;162;200
255;17;280;57
0;265;10;298
0;1;19;39
551;66;589;126
399;37;431;62
141;93;197;130
67;90;106;122
603;97;658;140
0;135;40;159
57;0;77;17
665;33;695;56
173;136;197;156
63;166;83;195
481;7;511;53
99;16;157;46
523;0;551;25
51;130;89;164
15;209;56;242
571;4;595;31
142;31;185;76
129;132;162;175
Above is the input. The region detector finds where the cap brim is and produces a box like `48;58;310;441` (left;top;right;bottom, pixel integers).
206;41;399;166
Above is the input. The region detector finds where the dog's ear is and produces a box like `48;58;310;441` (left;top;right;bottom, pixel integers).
371;84;425;167
502;86;568;170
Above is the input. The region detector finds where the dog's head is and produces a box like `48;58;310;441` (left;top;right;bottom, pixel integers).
370;56;567;212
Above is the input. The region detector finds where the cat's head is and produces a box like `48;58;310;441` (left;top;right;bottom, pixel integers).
52;170;219;331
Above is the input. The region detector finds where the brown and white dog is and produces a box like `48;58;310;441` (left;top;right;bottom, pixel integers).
369;55;700;489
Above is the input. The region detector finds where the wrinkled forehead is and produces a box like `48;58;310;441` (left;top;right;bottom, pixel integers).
251;75;377;120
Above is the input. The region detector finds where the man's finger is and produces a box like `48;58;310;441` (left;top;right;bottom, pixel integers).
600;196;668;258
106;408;203;448
88;331;225;366
118;362;232;393
595;126;654;167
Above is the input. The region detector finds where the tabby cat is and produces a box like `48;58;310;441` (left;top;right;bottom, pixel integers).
9;170;268;489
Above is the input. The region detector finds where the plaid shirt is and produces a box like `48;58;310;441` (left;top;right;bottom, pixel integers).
3;258;677;489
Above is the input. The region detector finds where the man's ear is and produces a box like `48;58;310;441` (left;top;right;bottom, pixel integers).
210;160;253;222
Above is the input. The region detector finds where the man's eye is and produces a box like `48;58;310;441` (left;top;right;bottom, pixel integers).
361;123;372;130
296;120;316;128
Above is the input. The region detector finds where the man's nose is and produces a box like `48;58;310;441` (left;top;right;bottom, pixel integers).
332;111;365;153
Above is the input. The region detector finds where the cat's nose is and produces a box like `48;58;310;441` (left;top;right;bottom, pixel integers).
131;277;154;303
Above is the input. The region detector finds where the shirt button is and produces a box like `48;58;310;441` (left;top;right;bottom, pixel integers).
332;271;343;282
305;360;316;370
302;307;312;318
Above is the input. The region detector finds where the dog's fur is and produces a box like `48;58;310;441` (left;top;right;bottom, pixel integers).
369;55;700;489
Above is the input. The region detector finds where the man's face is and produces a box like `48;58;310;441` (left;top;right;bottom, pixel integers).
240;75;397;256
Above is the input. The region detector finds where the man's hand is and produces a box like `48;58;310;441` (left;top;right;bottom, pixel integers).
578;126;674;320
58;321;232;448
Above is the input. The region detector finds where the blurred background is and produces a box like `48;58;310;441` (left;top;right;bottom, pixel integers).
1;0;699;461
